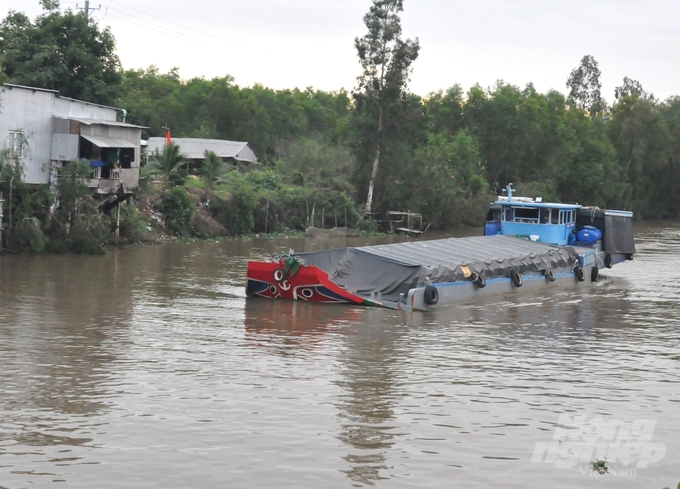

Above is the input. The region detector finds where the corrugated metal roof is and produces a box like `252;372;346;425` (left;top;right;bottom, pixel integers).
145;137;257;162
81;134;137;148
53;115;147;129
3;83;59;94
3;84;123;111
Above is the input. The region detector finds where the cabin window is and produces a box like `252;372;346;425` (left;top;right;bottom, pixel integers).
504;208;512;221
513;207;539;222
539;209;549;223
7;130;24;158
551;209;560;224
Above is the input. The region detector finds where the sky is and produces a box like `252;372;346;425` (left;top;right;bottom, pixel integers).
2;0;679;101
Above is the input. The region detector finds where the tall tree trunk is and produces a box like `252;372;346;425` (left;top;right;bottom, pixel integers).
365;106;383;214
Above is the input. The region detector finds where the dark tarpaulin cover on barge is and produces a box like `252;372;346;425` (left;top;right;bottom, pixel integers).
294;235;579;301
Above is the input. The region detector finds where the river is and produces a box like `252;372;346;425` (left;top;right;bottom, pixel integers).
0;222;678;488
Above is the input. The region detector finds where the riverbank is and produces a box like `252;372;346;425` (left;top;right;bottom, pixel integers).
1;163;489;255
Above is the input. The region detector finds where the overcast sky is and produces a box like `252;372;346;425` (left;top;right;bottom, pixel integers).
3;0;678;101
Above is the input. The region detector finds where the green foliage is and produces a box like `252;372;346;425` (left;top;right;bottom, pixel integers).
161;187;194;236
275;136;356;192
390;130;491;228
118;205;156;244
0;137;54;250
352;0;420;213
184;175;207;190
9;217;46;252
119;67;351;156
567;55;605;116
67;212;109;254
55;160;92;212
43;160;109;254
199;150;228;189
209;178;257;236
607;96;679;217
190;212;228;239
615;77;654;102
245;168;281;191
425;85;465;136
143;142;189;182
0;3;121;104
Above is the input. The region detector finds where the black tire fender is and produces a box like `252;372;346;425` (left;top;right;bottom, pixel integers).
472;272;486;289
626;253;634;261
574;265;585;282
544;268;556;282
604;253;613;269
510;269;522;287
591;266;599;282
424;285;439;305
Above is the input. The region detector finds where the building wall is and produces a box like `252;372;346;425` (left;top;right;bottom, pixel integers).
236;144;258;163
1;85;140;191
0;86;56;184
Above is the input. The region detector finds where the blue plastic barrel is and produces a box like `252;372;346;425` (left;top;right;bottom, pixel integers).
485;221;500;236
577;226;603;244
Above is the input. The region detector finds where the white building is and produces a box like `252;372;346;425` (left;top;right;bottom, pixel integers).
0;83;145;194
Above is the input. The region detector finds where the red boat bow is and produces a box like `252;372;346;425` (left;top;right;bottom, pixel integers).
246;258;370;305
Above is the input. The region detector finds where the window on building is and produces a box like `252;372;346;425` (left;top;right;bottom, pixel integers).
119;148;134;169
7;130;24;158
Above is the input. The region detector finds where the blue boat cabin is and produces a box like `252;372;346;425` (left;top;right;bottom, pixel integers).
485;186;581;246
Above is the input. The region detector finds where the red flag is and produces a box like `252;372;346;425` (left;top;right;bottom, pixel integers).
165;128;171;145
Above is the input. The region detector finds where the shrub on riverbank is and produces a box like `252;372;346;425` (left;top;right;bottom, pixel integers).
161;186;194;236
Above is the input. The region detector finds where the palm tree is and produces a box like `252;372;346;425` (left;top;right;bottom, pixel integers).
199;150;228;190
142;142;189;181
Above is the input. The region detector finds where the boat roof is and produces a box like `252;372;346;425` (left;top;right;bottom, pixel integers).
493;198;581;210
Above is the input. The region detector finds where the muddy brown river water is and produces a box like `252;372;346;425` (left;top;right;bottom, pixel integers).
0;222;679;488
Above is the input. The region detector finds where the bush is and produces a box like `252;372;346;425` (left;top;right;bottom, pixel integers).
190;212;228;239
8;217;46;252
118;204;157;244
69;213;109;254
43;212;110;254
161;187;194;236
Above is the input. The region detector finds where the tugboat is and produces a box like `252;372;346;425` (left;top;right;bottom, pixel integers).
246;185;635;311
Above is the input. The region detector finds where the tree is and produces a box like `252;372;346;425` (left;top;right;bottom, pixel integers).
143;142;189;182
614;77;653;102
353;0;419;214
608;97;669;216
0;1;121;104
425;84;465;136
463;82;578;190
566;55;605;116
199;150;228;190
